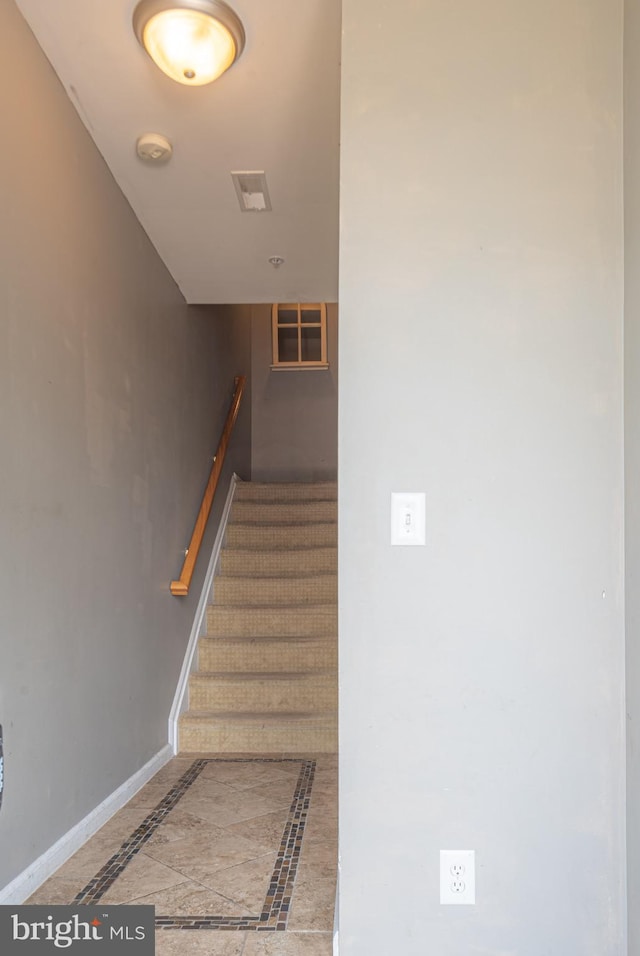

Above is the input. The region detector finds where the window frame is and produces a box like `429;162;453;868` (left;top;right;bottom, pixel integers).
271;303;329;371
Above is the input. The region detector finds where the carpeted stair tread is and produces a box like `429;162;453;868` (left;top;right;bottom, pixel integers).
197;636;337;673
214;574;337;606
225;523;336;549
179;711;338;754
193;668;334;678
199;634;335;645
220;547;337;575
189;670;337;712
181;709;337;721
234;481;337;501
206;604;336;638
231;500;337;524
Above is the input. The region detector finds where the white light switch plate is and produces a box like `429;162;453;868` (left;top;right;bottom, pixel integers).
391;493;426;546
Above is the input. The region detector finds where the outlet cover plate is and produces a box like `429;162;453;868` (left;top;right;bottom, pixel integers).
440;850;475;905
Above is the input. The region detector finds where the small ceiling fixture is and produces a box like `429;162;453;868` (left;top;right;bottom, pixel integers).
132;0;245;86
136;132;173;163
268;256;285;268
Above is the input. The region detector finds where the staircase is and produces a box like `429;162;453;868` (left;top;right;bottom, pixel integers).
178;480;338;753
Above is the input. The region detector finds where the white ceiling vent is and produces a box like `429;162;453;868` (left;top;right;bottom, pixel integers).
231;171;272;212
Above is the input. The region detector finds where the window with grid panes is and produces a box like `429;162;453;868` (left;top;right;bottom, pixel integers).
271;303;328;370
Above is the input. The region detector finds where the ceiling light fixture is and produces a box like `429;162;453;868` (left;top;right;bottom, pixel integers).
132;0;245;86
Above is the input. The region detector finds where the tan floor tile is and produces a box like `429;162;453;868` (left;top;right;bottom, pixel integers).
269;761;305;778
308;777;335;792
26;755;337;944
298;839;338;867
287;865;337;932
201;761;299;791
155;930;247;955
124;879;253;916
226;809;290;853
145;810;227;850
295;863;337;884
181;772;238;794
136;758;194;791
306;815;337;837
302;819;338;845
161;774;238;806
145;829;268;881
252;778;301;805
243;931;333;955
121;761;196;808
309;774;337;790
288;897;336;932
313;755;338;769
309;780;337;797
49;809;151;880
26;877;85;905
197;852;277;911
306;795;336;818
126;784;184;809
153;756;196;776
307;802;337;822
312;787;337;800
178;787;289;827
100;853;189;904
97;808;156;839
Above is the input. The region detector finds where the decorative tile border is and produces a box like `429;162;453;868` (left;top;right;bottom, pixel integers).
73;758;316;931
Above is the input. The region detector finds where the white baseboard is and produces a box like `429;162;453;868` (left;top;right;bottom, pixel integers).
333;872;339;955
0;744;173;905
168;473;239;753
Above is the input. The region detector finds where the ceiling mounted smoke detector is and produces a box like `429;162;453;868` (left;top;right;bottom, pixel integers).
132;0;245;86
136;133;173;163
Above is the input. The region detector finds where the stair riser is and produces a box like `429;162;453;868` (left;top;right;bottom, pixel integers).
234;482;337;502
179;717;338;753
220;549;337;576
231;501;337;524
215;577;337;606
207;606;337;638
199;639;337;673
189;678;337;712
226;525;337;549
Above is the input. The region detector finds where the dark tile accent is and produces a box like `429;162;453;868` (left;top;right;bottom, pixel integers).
72;758;316;932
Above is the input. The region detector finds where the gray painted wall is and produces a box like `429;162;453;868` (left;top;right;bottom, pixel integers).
626;0;640;949
339;1;625;953
251;304;338;481
0;3;250;890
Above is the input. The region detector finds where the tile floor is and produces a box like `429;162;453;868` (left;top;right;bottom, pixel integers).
27;754;337;955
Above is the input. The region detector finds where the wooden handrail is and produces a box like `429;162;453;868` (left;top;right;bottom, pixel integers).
170;375;246;597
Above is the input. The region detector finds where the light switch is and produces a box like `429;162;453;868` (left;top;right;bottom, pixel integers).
391;493;426;546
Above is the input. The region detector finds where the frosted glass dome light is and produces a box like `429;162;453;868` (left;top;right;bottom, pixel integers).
133;0;245;86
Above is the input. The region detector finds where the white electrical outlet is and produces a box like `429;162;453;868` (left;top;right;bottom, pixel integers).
440;850;475;905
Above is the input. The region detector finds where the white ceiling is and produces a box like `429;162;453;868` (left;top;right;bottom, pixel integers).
16;0;341;304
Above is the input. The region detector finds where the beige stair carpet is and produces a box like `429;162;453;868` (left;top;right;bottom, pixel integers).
179;481;338;754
